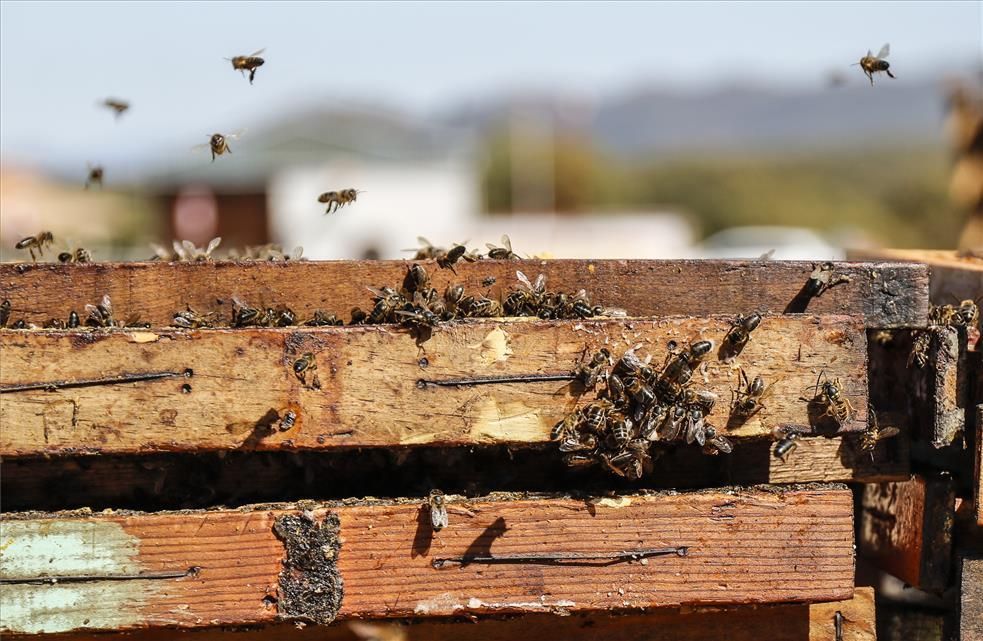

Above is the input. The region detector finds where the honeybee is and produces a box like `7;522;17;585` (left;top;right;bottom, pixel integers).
731;369;775;419
805;262;851;298
293;353;317;383
232;296;263;327
486;234;520;260
85;164;104;189
15;231;54;261
607;411;634;449
394;305;441;329
602;440;649;480
101;98;130;119
930;298;981;328
305;310;343;326
0;299;10;327
58;248;92;263
427;490;449;531
278;410;297;432
435;244;467;272
401;264;431;296
173;238;222;262
194;132;243;161
773;425;806;462
574;348;611;390
505;271;546;315
403;237;444;260
858;408;900;461
658;405;688;442
908;330;931;368
84;294;116;327
173;306;217;329
318;189;362;214
660;340;712;386
854;43;895;86
684;407;709;446
226;48;265;84
459;294;502;317
68;310;80;328
721;313;761;360
803;370;855;425
703;426;733;454
481;276;497;287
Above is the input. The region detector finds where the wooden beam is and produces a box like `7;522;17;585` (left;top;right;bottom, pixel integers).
847;248;982;305
960;555;983;641
0;487;855;635
33;588;876;641
0;259;928;328
976;404;983;527
858;475;955;593
0;315;869;457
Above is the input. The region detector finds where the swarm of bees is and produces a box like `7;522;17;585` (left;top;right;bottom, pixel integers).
403;235;520;270
854;43;895;86
552;342;732;480
226;48;265;84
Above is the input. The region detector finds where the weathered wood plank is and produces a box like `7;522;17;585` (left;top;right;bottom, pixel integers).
960;555;983;641
0;487;855;634
858;475;955;594
33;588;876;641
0;259;928;328
976;404;983;527
0;316;869;457
848;248;983;305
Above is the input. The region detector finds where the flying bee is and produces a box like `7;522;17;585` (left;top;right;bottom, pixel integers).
908;330;931;368
16;231;54;261
0;299;10;327
85;164;104;189
805;262;851;298
858;408;900;461
226;48;265;84
58;247;92;263
173;306;216;329
803;369;855;425
305;310;343;326
574;348;611;390
731;369;776;419
403;237;444;260
721;313;761;360
193;131;243;161
435;244;467;273
773;426;807;462
293;352;317;384
427;490;449;531
101;98;129;119
318;188;362;214
854;43;895;86
486;234;520;260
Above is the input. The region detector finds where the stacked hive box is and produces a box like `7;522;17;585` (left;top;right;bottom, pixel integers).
0;257;974;640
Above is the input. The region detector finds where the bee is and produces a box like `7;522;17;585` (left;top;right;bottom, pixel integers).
481;276;497;287
67;310;80;328
804;370;855;425
574;348;611;390
908;330;931;368
581;400;613;434
194;132;242;162
731;369;775;419
931;298;982;328
44;318;67;329
683;388;718;413
232;296;264;327
84;294;143;327
173;306;217;329
658;405;689;442
101;98;130;119
773;426;806;462
834;611;844;641
505;271;546;315
403;237;444;260
703;426;733;454
858;408;900;461
349;307;368;325
0;299;10;327
854;43;895;86
458;294;501;317
660;340;713;386
551;409;580;441
177;238;222;262
607;411;634;449
442;283;465;317
486;234;520;260
401;264;431;296
563;453;598;469
435;244;467;273
367;286;402;324
318;188;362;214
226;48;265;84
558;430;598;453
278;410;297;432
684;407;709;446
85;164;104;189
805;262;850;298
16;231;55;261
58;248;92;263
394;305;441;329
721;313;761;360
305;310;343;326
638;403;670;441
427;490;449;531
10;319;28;329
293;352;317;384
602;439;650;480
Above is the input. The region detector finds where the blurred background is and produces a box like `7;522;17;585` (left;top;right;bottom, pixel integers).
1;1;981;261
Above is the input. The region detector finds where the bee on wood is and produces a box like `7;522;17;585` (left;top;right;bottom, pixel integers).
721;312;761;360
67;310;80;328
394;304;441;329
58;248;92;264
293;352;317;384
658;405;688;442
0;299;10;327
481;276;497;287
504;271;546;315
602;439;650;480
194;132;242;161
805;262;850;298
427;490;449;531
366;286;401;324
854;43;895;86
401;264;431;297
607;410;634;449
435;244;467;273
226;48;265;84
271;304;297;327
703;425;733;454
305;310;343;326
731;369;775;419
44;318;67;329
683;388;717;413
85;294;116;327
581;400;613;434
908;330;931;368
278;410;297;432
16;231;54;261
458;294;502;317
10;319;28;329
638;403;670;441
403;237;444;260
349;306;368;325
930;298;981;328
684;407;709;446
803;369;855;425
173;306;217;329
101;98;130;119
318;188;362;214
563;453;598;469
660;340;712;386
574;348;611;390
858;408;900;461
486;234;520;260
773;425;807;462
85;164;104;189
175;238;222;262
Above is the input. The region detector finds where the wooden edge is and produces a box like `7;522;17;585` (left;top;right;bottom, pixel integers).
858;474;955;593
0;259;929;328
0;487;855;634
0;315;869;457
16;587;875;641
976;404;983;527
846;248;983;303
959;554;983;641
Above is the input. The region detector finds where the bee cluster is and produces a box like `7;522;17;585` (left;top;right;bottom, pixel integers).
150;238;305;263
552;341;733;480
909;298;981;367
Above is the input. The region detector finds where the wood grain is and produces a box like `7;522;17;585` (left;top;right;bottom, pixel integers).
847;248;983;305
976;404;983;527
0;487;855;634
0;315;869;457
960;555;983;641
0;259;928;328
858;475;955;593
35;587;876;641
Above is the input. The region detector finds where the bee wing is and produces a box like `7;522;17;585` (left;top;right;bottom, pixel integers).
759;377;782;402
206;237;222;255
100;294;113;316
191;142;211;153
232;296;250;309
598;307;628;317
289;246;303;260
226;129;246;140
182;240;198;258
710;434;733;454
501;234;512;251
418;237;433;248
150;243;170;259
877;426;901;439
249;48;266;57
84;303;100;317
877;43;890;59
516;270;533;290
533;274;547;292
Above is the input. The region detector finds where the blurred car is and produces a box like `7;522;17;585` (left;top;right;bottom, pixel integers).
695;226;844;260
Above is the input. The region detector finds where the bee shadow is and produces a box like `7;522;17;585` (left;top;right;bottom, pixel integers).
783;282;814;314
803;398;841;435
411;502;434;558
239;408;280;449
717;341;745;364
458;516;509;567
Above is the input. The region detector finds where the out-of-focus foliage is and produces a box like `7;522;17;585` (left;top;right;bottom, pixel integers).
481;134;966;248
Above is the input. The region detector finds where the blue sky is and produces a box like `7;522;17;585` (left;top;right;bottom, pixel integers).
1;1;980;173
